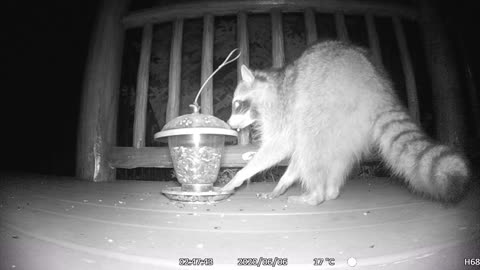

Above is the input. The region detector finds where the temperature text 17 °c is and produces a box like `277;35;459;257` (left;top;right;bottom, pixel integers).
313;258;336;266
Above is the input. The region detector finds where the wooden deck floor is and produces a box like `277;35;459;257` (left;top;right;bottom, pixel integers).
1;174;479;270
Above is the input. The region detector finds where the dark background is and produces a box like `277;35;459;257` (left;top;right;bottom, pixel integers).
1;0;479;177
3;1;98;175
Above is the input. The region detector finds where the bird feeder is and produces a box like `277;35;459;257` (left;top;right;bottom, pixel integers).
154;49;240;203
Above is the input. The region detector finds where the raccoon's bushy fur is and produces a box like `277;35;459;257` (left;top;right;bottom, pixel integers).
223;41;470;205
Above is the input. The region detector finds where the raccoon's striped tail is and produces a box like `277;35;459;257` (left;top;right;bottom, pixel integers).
373;108;470;203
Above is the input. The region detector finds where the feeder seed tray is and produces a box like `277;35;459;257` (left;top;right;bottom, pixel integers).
162;186;233;204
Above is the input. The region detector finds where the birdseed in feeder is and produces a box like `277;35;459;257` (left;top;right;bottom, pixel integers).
171;146;222;184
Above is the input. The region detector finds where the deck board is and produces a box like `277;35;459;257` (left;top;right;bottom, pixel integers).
1;174;479;269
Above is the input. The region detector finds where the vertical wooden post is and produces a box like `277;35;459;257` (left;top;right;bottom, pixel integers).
167;19;183;122
365;13;382;66
76;0;130;181
392;16;420;123
419;0;466;146
457;36;480;138
304;8;317;46
201;14;214;115
335;12;349;42
133;23;153;148
271;9;285;68
465;61;480;138
237;12;250;145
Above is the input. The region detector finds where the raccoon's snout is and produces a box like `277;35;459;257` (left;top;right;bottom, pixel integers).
227;116;240;129
227;118;234;128
228;114;254;129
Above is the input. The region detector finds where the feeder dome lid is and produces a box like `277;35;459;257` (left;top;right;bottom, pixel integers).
154;109;238;140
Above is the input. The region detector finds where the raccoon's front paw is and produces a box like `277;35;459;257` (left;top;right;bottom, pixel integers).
221;182;236;192
221;176;246;192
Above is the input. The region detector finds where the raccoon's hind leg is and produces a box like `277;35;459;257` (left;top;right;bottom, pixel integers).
287;192;323;205
287;161;327;205
259;159;300;199
287;160;352;205
287;154;357;205
324;158;355;200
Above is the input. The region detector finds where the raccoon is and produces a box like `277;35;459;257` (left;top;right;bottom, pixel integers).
222;41;470;205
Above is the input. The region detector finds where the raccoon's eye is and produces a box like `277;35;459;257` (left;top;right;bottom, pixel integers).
233;100;241;109
233;99;251;114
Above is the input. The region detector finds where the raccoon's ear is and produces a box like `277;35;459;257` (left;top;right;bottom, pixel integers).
241;65;255;85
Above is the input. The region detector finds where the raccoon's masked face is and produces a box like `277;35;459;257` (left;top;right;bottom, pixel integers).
228;65;262;130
